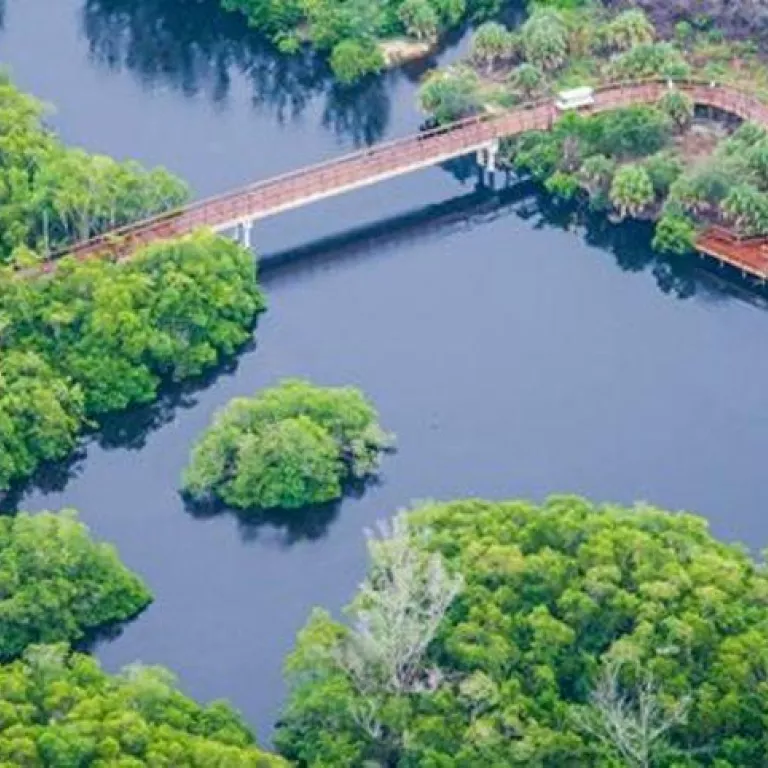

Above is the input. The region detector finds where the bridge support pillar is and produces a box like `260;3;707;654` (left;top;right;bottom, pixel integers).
477;140;500;188
477;140;500;173
237;220;254;249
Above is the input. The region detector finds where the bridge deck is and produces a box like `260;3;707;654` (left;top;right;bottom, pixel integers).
696;227;768;280
53;79;768;282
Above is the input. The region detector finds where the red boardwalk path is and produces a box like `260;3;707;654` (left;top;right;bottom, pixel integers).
61;79;768;279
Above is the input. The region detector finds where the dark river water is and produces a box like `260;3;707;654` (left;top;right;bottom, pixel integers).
4;0;768;745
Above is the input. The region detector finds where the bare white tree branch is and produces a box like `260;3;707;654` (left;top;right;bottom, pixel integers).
574;660;691;768
334;512;463;697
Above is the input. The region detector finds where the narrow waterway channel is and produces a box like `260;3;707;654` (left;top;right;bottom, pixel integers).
4;0;768;743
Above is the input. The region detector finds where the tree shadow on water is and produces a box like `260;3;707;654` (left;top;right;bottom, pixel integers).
517;186;711;302
183;496;342;547
80;0;391;144
95;345;252;453
74;603;152;655
181;477;377;547
0;447;88;514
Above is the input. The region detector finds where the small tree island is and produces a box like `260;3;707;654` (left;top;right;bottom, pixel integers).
182;379;394;511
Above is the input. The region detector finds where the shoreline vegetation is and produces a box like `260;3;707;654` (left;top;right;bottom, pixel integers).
220;0;501;83
0;230;266;496
417;3;768;256
7;1;768;765
0;75;188;268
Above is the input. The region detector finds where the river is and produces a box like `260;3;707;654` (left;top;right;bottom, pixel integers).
4;0;768;745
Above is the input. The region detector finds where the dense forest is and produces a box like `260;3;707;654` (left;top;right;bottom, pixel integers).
4;1;768;766
0;509;285;762
0;75;188;264
0;230;265;493
276;496;768;766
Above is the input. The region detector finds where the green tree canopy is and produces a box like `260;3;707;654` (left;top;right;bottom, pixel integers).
506;62;544;98
276;496;768;766
0;644;284;767
652;211;696;255
0;511;151;660
0;230;265;491
398;0;439;41
657;90;694;133
182;379;394;510
612;41;690;80
330;39;385;83
0;74;188;263
470;21;512;73
601;8;655;52
722;182;768;235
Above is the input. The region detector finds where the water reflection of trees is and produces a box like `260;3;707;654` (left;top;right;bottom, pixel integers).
517;186;710;301
80;0;391;144
183;496;343;547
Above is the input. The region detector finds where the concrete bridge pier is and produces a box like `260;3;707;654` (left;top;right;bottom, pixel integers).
477;139;500;187
236;220;254;249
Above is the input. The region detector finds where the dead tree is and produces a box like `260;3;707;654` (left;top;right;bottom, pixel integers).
575;660;691;768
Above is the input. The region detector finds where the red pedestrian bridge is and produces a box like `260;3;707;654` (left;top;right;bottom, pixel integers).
58;78;768;280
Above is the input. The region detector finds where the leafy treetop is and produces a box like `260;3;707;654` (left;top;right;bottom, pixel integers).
0;644;285;767
0;510;151;661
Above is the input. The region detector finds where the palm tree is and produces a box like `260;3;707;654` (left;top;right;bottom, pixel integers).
610;164;654;219
470;22;513;74
602;9;655;52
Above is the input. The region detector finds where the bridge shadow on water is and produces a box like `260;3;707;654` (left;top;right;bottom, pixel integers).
4;174;768;517
262;167;768;310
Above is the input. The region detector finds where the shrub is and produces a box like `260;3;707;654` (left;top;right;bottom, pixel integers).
601;8;655;52
652;212;696;255
612;42;689;80
520;9;568;71
398;0;439;40
470;21;513;72
643;150;684;196
418;66;482;123
657;89;694;132
507;62;545;98
610;164;655;218
545;170;580;199
330;39;384;84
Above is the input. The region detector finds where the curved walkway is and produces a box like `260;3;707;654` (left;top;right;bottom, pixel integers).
60;78;768;275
